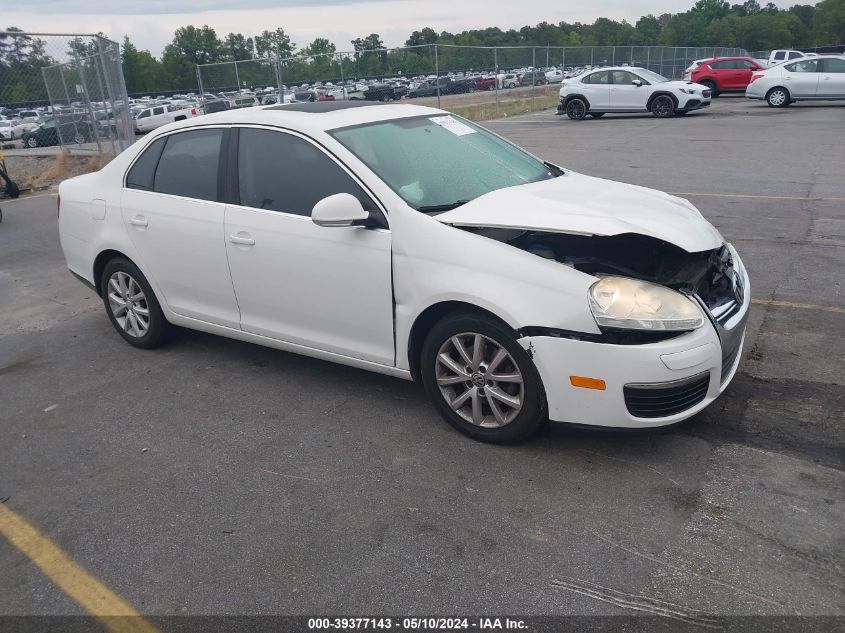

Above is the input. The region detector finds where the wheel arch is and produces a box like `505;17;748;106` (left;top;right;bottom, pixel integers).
93;249;140;296
407;301;515;383
646;91;679;110
563;94;591;110
766;85;791;102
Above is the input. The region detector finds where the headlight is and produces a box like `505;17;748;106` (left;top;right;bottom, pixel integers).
678;88;696;94
589;277;704;331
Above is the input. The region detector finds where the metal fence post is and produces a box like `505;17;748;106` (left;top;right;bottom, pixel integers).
494;47;499;115
196;65;205;101
234;60;241;90
531;47;536;107
434;44;440;109
646;47;650;71
590;47;594;67
93;36;119;154
73;51;102;154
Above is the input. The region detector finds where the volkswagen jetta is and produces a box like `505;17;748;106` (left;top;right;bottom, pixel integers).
58;102;749;443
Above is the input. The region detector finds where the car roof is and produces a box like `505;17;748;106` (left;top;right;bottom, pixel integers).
581;66;652;73
157;102;446;136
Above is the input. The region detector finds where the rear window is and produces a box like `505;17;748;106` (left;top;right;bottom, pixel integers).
153;128;223;201
125;137;166;191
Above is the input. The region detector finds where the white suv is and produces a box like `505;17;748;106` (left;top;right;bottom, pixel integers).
558;66;712;120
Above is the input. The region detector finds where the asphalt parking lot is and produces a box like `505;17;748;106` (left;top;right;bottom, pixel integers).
0;96;843;623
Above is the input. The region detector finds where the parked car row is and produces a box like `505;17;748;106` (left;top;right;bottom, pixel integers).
559;54;845;121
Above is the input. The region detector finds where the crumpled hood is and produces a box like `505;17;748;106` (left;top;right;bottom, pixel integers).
434;172;723;253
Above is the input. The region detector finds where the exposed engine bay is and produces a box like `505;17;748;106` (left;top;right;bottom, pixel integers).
466;227;743;317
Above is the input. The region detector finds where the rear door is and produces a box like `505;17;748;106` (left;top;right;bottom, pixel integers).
121;127;241;328
580;71;612;109
783;59;821;97
818;57;845;98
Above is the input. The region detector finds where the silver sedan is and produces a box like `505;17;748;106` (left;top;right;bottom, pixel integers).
746;55;845;107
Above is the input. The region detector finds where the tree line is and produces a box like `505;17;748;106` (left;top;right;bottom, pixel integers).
2;0;844;100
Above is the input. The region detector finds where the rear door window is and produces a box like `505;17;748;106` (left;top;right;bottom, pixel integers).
786;59;820;73
126;137;166;190
153;128;223;201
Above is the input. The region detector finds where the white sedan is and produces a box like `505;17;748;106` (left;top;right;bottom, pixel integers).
58;102;749;443
558;66;711;119
746;55;845;107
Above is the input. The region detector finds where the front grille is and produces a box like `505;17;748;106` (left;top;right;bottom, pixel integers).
702;89;712;98
624;371;711;419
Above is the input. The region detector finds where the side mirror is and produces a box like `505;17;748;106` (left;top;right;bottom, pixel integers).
311;193;370;228
631;79;643;87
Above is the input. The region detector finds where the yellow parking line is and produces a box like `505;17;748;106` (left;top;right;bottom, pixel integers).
751;298;845;314
670;191;845;202
0;504;160;633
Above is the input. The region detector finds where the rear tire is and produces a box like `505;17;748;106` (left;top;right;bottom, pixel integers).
101;258;169;349
420;312;547;444
566;98;588;120
766;87;790;108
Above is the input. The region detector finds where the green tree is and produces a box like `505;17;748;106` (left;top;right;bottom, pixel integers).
254;28;295;60
813;0;845;44
223;33;254;61
405;27;439;47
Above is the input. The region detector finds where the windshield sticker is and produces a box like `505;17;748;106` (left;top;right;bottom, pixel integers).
429;115;476;136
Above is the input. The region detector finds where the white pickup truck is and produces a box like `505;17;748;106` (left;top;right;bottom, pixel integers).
133;104;200;134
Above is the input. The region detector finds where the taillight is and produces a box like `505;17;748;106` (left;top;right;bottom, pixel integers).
191;108;197;115
750;73;764;84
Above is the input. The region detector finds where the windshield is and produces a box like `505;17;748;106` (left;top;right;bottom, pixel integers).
636;69;670;83
331;114;556;211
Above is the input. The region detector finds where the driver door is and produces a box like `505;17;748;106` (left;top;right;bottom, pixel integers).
223;127;395;365
610;70;647;110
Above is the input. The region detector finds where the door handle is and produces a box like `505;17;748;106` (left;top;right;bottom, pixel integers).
229;234;255;246
130;215;148;228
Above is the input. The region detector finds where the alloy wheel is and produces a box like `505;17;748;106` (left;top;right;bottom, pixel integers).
107;271;150;338
435;333;524;428
652;96;674;117
768;89;787;107
567;99;586;120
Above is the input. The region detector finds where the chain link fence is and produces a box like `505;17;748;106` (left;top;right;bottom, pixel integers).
197;44;748;118
0;32;131;155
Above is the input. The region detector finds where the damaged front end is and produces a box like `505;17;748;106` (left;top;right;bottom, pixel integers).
466;228;749;379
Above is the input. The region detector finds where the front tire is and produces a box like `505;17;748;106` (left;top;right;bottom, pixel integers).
420;313;547;444
651;95;676;118
26;136;38;148
566;97;588;120
101;258;169;349
766;87;790;108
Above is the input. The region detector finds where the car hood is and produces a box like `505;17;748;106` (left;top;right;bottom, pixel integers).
434;172;723;253
664;80;707;89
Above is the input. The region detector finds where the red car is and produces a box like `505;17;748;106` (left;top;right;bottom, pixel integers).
473;76;496;91
689;57;765;96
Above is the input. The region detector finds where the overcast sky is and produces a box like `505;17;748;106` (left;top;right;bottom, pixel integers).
3;0;811;57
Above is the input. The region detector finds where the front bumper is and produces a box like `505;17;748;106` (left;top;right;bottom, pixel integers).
519;251;750;429
678;97;711;112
